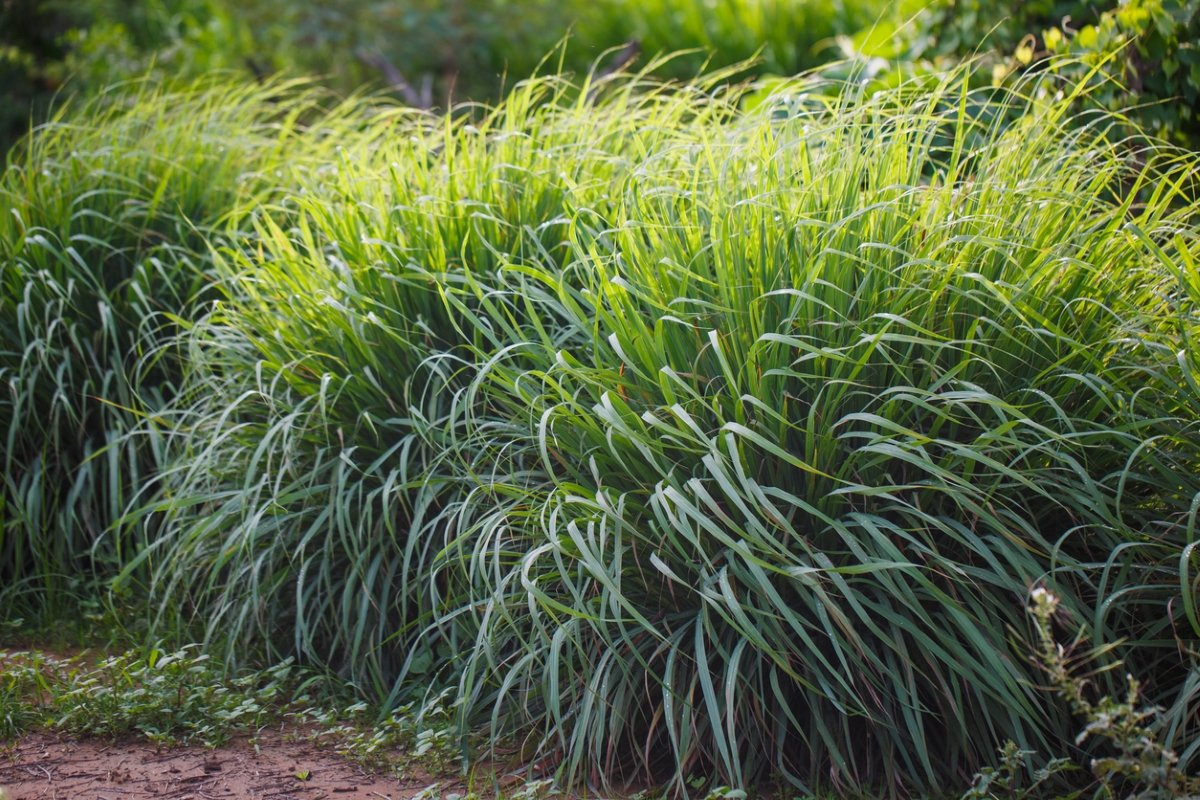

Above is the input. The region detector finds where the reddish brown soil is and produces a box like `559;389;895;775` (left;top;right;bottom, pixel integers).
0;732;463;800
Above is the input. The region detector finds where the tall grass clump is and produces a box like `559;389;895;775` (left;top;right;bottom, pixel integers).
0;79;377;621
443;81;1200;793
143;65;1200;794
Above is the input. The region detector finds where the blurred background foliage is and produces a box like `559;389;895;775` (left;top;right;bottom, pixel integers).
2;0;1198;154
0;0;884;153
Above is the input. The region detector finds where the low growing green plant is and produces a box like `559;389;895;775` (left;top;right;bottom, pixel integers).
298;689;459;775
0;643;478;780
0;647;298;746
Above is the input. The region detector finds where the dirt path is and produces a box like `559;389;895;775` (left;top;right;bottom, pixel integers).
0;732;460;800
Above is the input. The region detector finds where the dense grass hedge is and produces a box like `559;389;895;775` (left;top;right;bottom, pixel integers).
3;68;1200;794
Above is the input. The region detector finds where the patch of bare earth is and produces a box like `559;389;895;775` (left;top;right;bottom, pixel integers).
0;732;460;800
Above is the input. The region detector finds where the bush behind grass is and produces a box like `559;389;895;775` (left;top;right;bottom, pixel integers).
120;65;1200;795
893;0;1200;148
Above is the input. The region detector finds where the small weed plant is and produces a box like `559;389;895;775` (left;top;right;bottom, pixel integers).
965;589;1200;800
298;689;458;775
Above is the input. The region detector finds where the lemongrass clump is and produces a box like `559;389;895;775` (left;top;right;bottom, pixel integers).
135;65;1200;794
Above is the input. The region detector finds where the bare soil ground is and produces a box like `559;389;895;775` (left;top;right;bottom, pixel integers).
0;732;460;800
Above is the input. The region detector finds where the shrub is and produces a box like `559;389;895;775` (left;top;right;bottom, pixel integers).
889;0;1200;147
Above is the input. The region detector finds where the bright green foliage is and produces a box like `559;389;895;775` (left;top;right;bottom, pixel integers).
1039;0;1200;140
120;66;1200;795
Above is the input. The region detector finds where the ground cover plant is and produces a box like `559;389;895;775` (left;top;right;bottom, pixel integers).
0;644;463;778
0;647;295;746
3;58;1200;798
